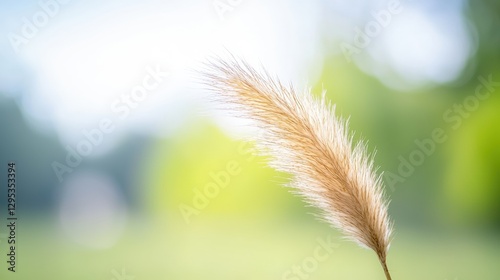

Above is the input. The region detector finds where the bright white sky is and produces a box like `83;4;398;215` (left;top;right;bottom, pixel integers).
0;0;473;153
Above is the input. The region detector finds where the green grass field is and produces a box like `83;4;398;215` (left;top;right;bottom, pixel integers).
2;217;499;280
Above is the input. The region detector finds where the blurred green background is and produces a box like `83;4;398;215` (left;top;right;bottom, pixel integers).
0;0;499;279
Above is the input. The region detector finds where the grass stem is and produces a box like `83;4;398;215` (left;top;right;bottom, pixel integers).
380;258;392;280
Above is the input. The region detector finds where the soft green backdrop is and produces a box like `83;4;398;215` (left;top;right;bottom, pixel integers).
1;0;500;279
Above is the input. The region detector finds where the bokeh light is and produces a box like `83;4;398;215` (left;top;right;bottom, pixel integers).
0;0;499;279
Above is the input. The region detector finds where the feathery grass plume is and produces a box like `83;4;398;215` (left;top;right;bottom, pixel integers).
201;56;394;280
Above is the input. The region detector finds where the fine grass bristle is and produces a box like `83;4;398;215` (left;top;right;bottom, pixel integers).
201;55;394;280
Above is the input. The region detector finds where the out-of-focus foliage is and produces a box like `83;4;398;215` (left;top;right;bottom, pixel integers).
144;121;306;222
1;0;500;279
